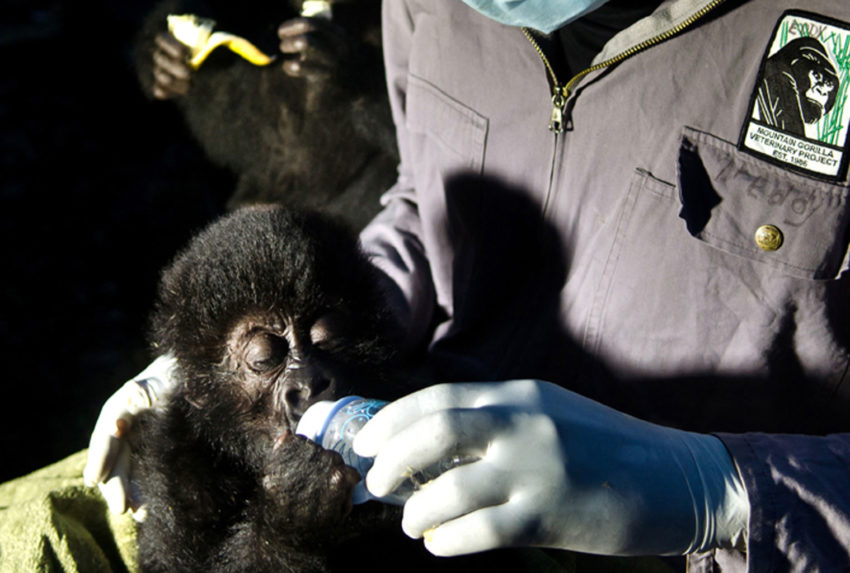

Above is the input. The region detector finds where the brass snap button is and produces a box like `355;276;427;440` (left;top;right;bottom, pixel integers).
754;224;783;251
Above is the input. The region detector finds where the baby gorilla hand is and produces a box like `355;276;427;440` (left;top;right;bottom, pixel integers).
262;432;362;531
277;17;356;80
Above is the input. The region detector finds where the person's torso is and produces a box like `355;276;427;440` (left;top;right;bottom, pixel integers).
389;0;850;432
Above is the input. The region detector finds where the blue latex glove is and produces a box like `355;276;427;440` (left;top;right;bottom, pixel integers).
353;380;749;557
83;354;177;516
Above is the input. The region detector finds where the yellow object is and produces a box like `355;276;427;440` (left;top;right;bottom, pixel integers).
754;224;784;251
167;14;274;69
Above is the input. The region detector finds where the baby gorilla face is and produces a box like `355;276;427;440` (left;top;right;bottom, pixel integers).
154;206;399;457
194;306;379;474
224;309;354;433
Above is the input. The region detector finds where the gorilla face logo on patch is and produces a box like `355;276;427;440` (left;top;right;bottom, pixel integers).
803;56;838;118
756;37;839;135
741;11;850;180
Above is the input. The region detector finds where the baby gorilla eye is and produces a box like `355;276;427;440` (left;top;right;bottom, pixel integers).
245;332;288;373
310;311;348;347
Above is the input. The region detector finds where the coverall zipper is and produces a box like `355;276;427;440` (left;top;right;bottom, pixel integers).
521;27;568;214
521;0;726;212
522;0;728;132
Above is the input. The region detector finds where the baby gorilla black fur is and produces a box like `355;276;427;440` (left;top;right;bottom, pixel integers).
134;206;406;571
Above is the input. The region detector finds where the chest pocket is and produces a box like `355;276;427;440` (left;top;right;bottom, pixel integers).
583;127;850;418
678;127;850;280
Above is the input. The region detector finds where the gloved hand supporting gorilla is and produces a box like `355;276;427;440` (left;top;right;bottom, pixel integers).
355;380;751;557
84;354;178;515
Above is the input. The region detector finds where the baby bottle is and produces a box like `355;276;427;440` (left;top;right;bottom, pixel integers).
296;395;469;504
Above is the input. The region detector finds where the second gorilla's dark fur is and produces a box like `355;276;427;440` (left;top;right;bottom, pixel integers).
136;0;397;229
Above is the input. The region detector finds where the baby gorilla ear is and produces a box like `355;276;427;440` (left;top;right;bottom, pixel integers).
183;379;210;409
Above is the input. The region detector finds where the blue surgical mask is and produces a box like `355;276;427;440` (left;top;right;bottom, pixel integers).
461;0;611;34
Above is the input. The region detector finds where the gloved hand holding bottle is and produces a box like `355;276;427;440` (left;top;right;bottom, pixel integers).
83;354;178;515
353;379;750;557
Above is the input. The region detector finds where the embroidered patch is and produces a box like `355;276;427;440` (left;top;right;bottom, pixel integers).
739;10;850;181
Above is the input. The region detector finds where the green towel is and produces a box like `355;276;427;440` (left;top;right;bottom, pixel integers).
0;450;137;573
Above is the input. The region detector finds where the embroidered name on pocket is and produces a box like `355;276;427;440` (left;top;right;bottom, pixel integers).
739;10;850;181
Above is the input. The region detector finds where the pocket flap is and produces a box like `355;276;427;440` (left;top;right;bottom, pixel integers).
678;127;850;279
405;74;488;170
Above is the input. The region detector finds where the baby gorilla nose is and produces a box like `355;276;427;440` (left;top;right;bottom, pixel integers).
282;364;334;422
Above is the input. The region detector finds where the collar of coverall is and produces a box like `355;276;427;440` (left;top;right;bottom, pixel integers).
592;0;726;65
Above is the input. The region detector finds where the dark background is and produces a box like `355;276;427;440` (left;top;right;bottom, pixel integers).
1;0;234;482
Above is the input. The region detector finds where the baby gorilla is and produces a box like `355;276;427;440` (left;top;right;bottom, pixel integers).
133;206;412;572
